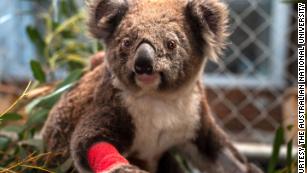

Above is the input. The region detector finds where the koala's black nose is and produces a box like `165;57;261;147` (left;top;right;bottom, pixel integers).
134;43;155;75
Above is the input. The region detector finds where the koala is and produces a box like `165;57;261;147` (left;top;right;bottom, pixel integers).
42;0;263;173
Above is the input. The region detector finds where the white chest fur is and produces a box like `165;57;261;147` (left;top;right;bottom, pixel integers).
120;87;201;163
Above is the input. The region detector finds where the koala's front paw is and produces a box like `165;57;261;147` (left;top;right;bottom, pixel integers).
90;51;105;70
109;165;149;173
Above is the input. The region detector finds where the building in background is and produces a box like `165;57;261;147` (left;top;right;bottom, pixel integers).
205;0;299;144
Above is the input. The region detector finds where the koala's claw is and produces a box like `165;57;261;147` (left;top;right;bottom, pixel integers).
110;165;149;173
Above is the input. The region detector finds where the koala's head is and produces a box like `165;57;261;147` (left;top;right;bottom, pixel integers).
87;0;228;93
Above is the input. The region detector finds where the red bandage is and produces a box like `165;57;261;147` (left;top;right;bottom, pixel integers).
87;142;129;173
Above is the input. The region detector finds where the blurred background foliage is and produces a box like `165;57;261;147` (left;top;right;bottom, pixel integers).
0;0;100;172
0;0;303;172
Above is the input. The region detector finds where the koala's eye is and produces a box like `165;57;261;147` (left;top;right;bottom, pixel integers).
122;38;132;49
167;40;177;50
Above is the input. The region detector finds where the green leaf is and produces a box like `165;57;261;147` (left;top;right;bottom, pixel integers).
67;61;85;71
0;136;11;150
17;145;27;159
46;11;84;44
26;109;49;128
268;127;284;173
286;140;293;173
26;82;75;113
30;60;46;83
170;149;193;173
2;125;25;134
57;69;83;89
26;26;46;56
0;113;22;122
59;0;78;18
92;40;103;53
19;139;44;153
64;54;87;65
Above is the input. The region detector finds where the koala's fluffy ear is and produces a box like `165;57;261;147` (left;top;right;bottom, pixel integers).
186;0;229;61
86;0;129;41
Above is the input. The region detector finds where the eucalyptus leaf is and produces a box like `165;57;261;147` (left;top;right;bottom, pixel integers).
57;69;83;89
30;60;46;83
0;136;11;150
26;82;76;113
268;127;284;173
0;113;22;122
0;0;100;170
17;145;27;159
67;61;85;71
19;139;44;153
286;140;293;173
26;26;46;56
46;11;84;44
64;54;87;65
2;125;25;134
26;109;49;128
170;149;193;173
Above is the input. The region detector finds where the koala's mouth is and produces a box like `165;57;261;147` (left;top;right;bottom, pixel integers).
132;42;161;89
135;73;161;88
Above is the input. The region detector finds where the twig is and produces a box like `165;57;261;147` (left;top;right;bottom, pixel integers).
0;81;32;118
0;168;17;173
20;164;55;173
0;152;52;173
